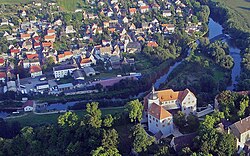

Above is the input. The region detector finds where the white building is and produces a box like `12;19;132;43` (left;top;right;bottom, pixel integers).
144;87;197;137
53;64;78;78
30;65;43;78
22;100;34;112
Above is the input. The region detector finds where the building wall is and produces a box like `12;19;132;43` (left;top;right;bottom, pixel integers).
148;114;161;134
31;71;42;78
148;97;159;110
160;117;173;136
181;92;197;115
30;62;40;67
0;77;5;83
240;131;250;144
54;68;76;78
24;106;33;112
148;114;173;136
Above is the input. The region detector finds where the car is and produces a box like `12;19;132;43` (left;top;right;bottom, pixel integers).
39;77;46;81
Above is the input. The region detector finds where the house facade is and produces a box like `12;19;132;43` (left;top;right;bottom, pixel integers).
30;65;42;78
228;116;250;150
53;64;78;78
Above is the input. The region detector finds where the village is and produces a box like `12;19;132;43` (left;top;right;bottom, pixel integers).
0;0;250;155
0;0;204;97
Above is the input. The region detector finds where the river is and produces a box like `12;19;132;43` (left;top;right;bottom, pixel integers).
208;18;241;90
154;18;241;91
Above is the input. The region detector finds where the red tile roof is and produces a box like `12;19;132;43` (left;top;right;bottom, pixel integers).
140;5;149;10
34;42;40;47
42;42;53;47
30;65;42;73
21;33;30;39
129;8;137;13
47;29;55;34
33;36;40;41
148;103;172;120
147;41;158;47
44;35;56;40
58;54;64;58
27;54;39;60
22;100;34;109
10;49;20;53
64;51;73;56
156;88;192;103
0;58;4;64
81;58;91;64
0;72;6;78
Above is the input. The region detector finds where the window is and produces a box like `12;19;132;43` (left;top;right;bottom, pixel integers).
156;124;158;127
168;122;170;125
172;101;174;103
156;119;158;122
149;115;151;119
149;120;151;123
162;124;165;127
153;118;155;121
162;120;165;123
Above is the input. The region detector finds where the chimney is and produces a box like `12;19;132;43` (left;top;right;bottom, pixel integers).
240;118;242;124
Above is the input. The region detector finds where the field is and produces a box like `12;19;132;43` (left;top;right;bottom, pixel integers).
218;0;250;29
0;0;34;4
57;0;83;12
6;106;125;127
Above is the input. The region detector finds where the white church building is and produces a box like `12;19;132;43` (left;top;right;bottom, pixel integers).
144;87;197;137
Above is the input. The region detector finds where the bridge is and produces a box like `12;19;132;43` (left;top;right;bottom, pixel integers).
209;34;226;43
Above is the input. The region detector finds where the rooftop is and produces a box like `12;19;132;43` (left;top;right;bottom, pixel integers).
148;102;172;120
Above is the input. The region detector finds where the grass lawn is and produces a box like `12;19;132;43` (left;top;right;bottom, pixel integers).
57;0;83;12
6;107;125;127
217;0;250;29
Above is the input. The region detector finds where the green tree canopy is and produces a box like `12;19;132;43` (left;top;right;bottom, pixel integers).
125;99;143;123
58;111;78;127
131;124;155;153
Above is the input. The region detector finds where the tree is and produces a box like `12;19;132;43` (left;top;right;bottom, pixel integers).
131;124;155;153
125;100;143;123
237;96;249;118
101;129;119;149
154;146;169;156
216;133;236;156
179;147;193;156
58;111;78;127
103;114;114;128
91;146;120;156
21;126;34;143
187;114;199;132
84;102;102;128
195;116;218;154
173;111;186;129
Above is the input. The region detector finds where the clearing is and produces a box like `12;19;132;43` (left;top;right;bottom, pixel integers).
6;106;125;127
217;0;250;29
